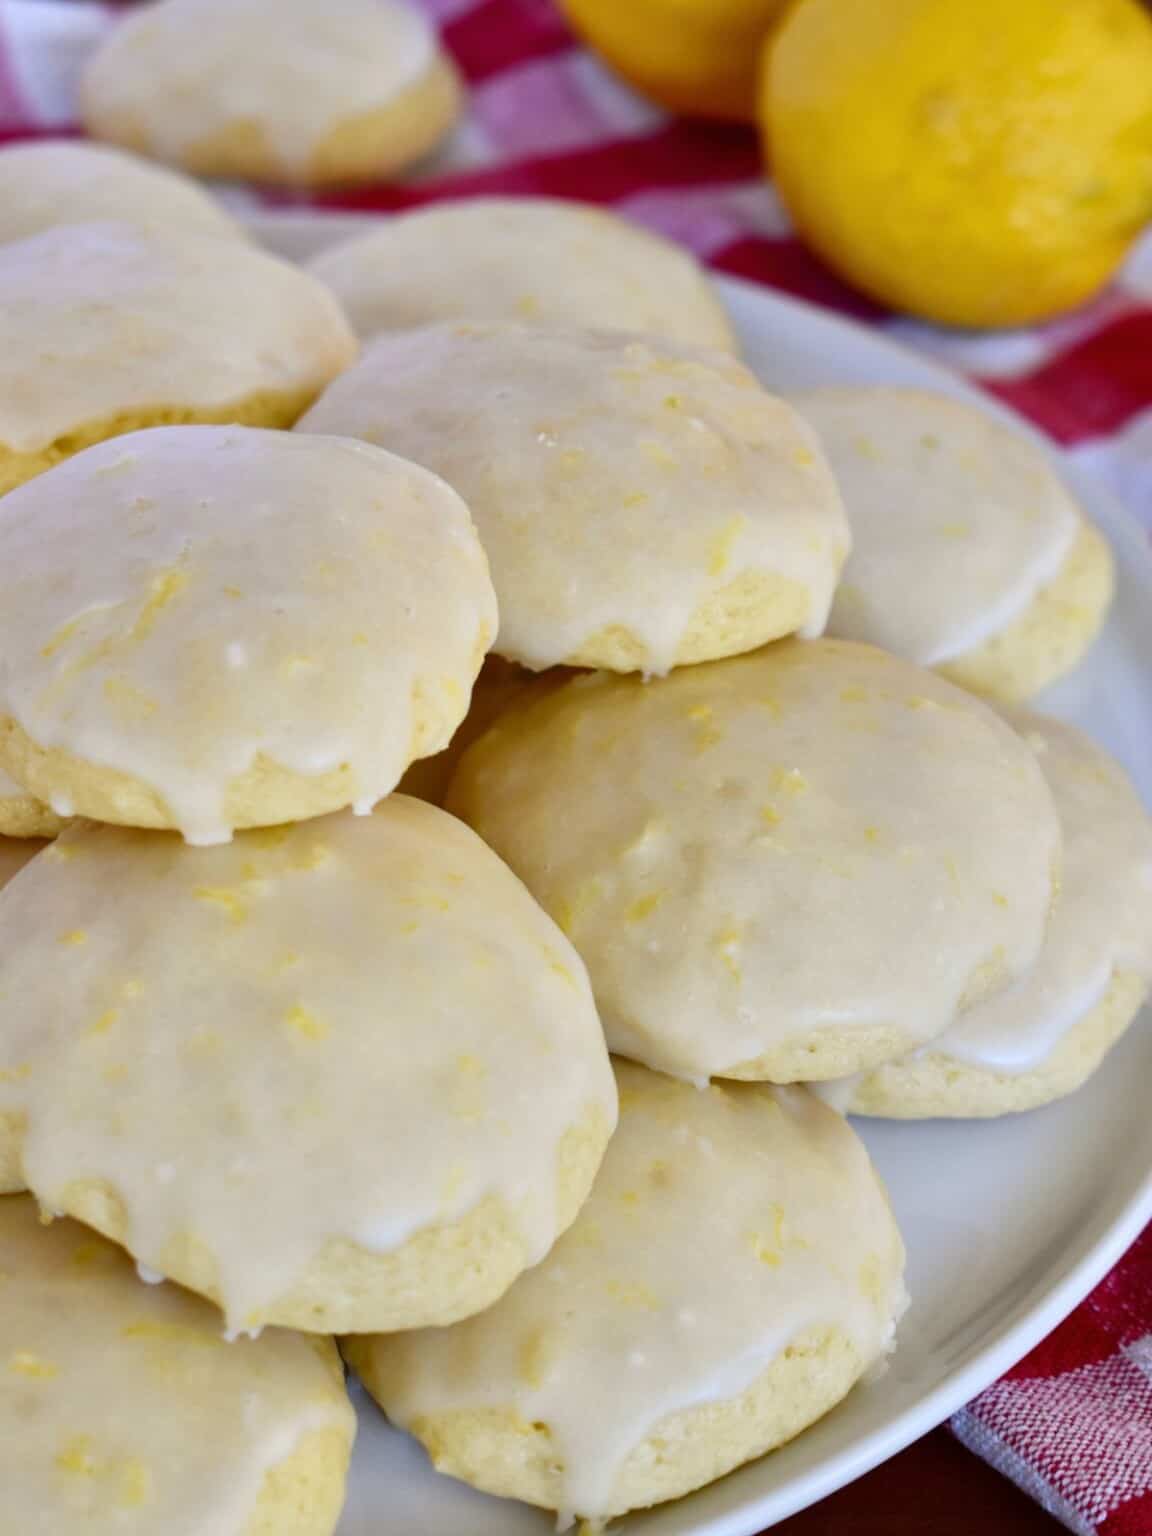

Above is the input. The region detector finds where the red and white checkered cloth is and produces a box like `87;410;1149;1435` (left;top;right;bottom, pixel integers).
1;2;1150;1531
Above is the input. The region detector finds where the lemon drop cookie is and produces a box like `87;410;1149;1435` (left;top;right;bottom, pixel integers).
447;639;1062;1082
346;1060;906;1525
0;766;65;839
0;1196;355;1535
310;197;736;349
0;801;616;1334
822;711;1152;1118
81;0;460;188
0;426;496;844
299;325;848;673
0;222;355;495
796;389;1114;700
0;139;242;247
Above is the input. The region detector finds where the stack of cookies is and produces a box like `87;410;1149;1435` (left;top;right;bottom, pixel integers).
0;44;1148;1531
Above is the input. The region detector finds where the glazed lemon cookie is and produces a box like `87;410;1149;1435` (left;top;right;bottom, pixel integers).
0;1196;355;1535
310;198;736;349
0;837;45;1193
299;326;848;673
822;711;1152;1118
0;140;242;247
794;389;1114;700
0;766;65;839
81;0;461;187
447;640;1063;1082
0;222;355;495
0;801;616;1334
0;426;496;843
346;1060;906;1525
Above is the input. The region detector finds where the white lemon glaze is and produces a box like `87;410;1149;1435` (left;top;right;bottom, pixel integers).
356;1061;906;1523
0;222;355;455
0;801;616;1333
0;140;241;247
82;0;436;177
0;1195;354;1535
447;640;1063;1081
298;325;849;674
0;426;496;844
795;389;1080;665
309;197;736;350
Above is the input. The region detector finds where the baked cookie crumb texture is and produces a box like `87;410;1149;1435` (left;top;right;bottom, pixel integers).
0;765;66;839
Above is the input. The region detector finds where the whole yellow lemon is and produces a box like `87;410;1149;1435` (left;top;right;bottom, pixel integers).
562;0;793;122
764;0;1152;327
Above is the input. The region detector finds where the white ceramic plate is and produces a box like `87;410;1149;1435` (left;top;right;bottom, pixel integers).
257;213;1152;1535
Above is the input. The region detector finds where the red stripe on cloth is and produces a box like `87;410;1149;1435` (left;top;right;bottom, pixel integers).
294;119;762;213
1091;1225;1152;1337
1002;1227;1152;1382
1003;1319;1146;1385
956;1225;1152;1531
0;125;83;146
710;234;887;323
984;311;1152;445
441;0;572;84
1104;1489;1152;1536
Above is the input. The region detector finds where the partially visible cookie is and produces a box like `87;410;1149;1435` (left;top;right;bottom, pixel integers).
0;140;242;247
0;426;496;843
935;521;1114;702
0;835;43;890
822;710;1152;1117
347;1060;906;1526
0;767;65;840
81;0;461;187
299;325;849;673
447;639;1063;1082
310;198;736;350
0;223;356;495
397;655;544;807
0;1195;355;1536
794;388;1113;700
0;801;616;1334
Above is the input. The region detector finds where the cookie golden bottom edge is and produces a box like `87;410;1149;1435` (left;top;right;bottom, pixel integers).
936;519;1114;703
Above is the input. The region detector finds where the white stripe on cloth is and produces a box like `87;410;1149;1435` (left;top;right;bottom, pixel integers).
953;1349;1152;1531
470;49;660;157
952;1405;1098;1536
617;180;793;258
1071;407;1152;535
